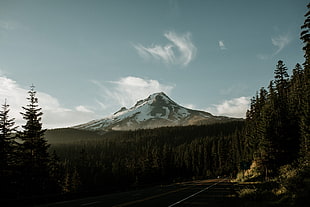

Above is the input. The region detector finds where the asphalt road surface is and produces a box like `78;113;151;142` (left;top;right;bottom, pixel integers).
38;178;239;207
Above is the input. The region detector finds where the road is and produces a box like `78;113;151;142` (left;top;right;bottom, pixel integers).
38;178;239;207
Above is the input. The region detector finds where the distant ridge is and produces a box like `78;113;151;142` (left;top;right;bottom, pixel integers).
74;92;241;131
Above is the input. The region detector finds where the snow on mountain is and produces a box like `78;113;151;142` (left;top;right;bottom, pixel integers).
74;92;238;131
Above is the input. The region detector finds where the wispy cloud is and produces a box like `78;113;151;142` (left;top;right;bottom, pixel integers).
134;43;175;64
272;34;291;55
133;31;197;66
93;76;174;109
206;97;250;118
218;40;227;50
75;105;93;113
0;76;96;129
257;33;291;60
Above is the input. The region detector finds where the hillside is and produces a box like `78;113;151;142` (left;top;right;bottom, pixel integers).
45;128;105;144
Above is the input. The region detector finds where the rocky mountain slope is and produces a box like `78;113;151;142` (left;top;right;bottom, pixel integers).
74;92;240;131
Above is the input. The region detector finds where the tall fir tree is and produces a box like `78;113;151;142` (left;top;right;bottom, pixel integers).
274;60;289;90
300;3;310;166
0;100;18;197
19;85;51;194
0;100;17;171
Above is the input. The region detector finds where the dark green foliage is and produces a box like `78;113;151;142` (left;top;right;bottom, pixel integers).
17;85;52;195
0;86;67;203
300;3;310;166
301;3;310;66
0;100;17;169
50;122;245;192
0;100;18;198
233;5;310;205
274;60;289;90
246;60;307;179
45;128;107;144
242;4;310;188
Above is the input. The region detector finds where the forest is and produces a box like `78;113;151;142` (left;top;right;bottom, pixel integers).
0;3;309;206
46;121;245;193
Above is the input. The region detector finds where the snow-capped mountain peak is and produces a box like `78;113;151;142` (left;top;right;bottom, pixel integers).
74;92;237;131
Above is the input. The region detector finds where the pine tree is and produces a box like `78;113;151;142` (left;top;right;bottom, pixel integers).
290;64;304;114
300;3;310;166
19;85;51;194
0;100;18;197
48;150;63;193
274;60;289;90
0;100;17;170
301;3;310;66
273;61;301;166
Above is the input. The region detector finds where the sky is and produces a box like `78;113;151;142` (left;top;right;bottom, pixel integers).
0;0;308;129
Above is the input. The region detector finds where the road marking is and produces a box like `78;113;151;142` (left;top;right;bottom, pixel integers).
167;179;227;207
112;187;189;207
81;201;100;206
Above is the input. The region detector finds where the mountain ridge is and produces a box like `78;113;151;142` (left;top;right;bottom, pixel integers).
74;92;241;131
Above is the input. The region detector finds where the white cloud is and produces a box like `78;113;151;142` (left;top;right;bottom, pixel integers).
272;34;291;55
133;31;197;66
134;43;175;64
257;34;291;60
93;76;174;109
206;97;250;118
0;76;97;129
218;40;227;50
75;105;93;113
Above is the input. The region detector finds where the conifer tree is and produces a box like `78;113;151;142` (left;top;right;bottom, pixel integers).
19;85;51;194
300;3;310;165
290;64;304;114
0;100;18;199
274;60;289;91
301;3;310;66
0;100;17;170
0;100;18;197
48;150;64;192
273;60;300;166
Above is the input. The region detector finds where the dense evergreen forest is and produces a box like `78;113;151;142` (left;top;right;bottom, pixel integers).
0;3;309;205
47;122;245;193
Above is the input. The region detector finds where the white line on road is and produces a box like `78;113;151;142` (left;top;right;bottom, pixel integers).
81;201;100;206
167;179;227;207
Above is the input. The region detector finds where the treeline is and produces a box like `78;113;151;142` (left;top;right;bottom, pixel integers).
244;4;310;180
50;122;246;193
245;60;309;179
235;4;310;204
0;86;61;202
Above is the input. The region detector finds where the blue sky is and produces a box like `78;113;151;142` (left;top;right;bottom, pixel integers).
0;0;307;128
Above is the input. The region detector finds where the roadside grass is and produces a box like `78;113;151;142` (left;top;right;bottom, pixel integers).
232;169;310;207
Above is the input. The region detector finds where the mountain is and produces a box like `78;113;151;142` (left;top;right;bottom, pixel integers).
74;92;240;131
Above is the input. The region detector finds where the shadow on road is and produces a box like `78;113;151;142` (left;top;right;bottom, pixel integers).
38;179;241;207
